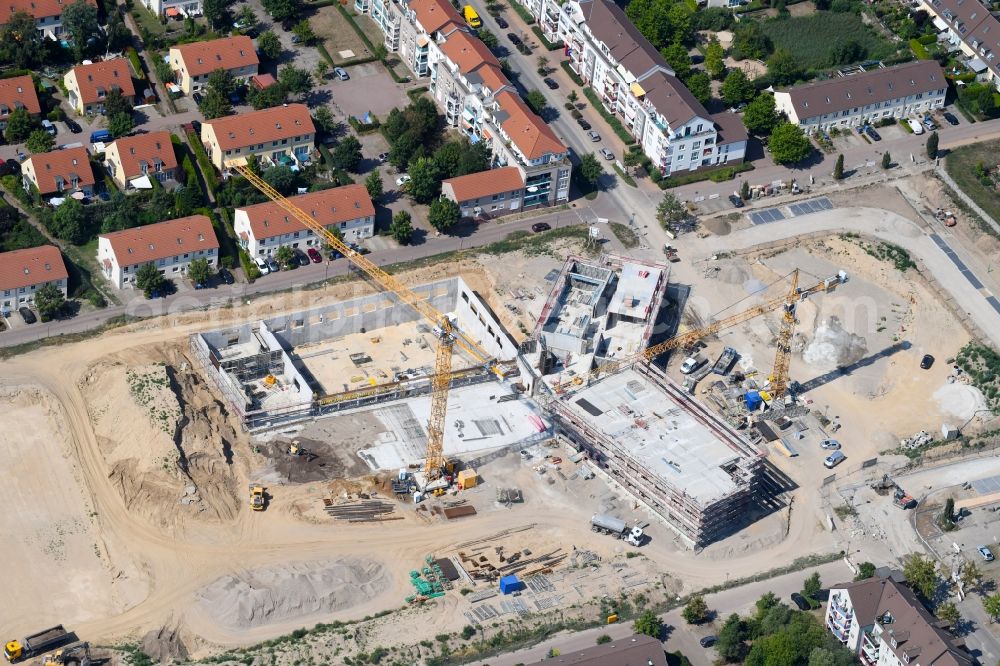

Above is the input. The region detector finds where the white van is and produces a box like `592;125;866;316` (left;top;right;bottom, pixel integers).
824;450;846;468
680;354;705;374
907;118;924;135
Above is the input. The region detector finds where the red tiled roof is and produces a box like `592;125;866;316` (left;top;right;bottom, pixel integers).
204;103;315;151
495;91;566;160
25;147;95;195
474;63;510;94
172;36;259;78
251;73;277;89
69;59;136;105
440;30;499;74
443;166;524;201
0;245;66;292
0;0;95;22
100;215;218;266
0;75;40;121
108;131;178;180
237;185;374;240
408;0;463;34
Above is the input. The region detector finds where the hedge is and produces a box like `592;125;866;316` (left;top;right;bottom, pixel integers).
909;39;930;60
348;113;381;134
239;246;261;282
531;25;563;51
658;161;754;189
317;143;335;169
337;5;377;52
560;60;584;86
917;34;937;45
407;86;430;101
126;47;146;80
185;129;218;194
316;42;336;67
510;0;536;24
582;87;635;145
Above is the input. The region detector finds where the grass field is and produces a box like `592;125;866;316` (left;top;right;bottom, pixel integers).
758;13;895;69
944;140;1000;237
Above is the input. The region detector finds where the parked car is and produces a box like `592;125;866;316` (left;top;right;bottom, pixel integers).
41;119;57;136
920;354;935;369
543;77;558;89
923;115;937;131
978;545;995;562
865;125;881;141
587;130;601;142
599;147;614;160
495;16;508;28
293;249;310;267
824;450;846;468
334;67;350;81
329;248;343;260
700;636;717;648
728;194;744;208
531;222;551;232
307;247;323;263
790;592;810;611
680;355;704;374
18;306;36;324
0;159;20;177
254;256;270;274
65;119;82;134
507;32;521;45
348;242;371;255
218;268;235;285
908;118;924;134
819;439;841;450
576;118;591;130
943;111;959;126
192;91;203;105
395;174;411;187
267;257;280;272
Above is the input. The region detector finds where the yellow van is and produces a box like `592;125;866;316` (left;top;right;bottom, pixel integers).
463;5;482;28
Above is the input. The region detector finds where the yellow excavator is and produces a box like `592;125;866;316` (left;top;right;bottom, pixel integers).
42;642;90;666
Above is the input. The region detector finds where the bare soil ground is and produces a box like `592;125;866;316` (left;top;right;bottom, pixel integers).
312;6;374;64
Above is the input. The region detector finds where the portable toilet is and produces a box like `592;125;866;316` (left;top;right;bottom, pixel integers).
499;575;521;595
744;391;763;411
457;468;478;490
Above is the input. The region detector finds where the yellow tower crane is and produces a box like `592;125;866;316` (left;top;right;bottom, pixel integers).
231;163;501;479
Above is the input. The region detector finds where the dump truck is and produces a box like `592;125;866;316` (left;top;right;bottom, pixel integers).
591;513;643;547
250;484;266;511
5;626;73;663
711;346;738;376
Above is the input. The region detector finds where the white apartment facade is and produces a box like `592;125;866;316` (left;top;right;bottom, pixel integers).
98;215;219;288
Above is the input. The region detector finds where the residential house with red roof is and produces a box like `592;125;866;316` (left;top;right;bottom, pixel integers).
0;0;97;40
139;0;202;20
97;215;219;288
104;131;180;190
0;245;67;312
169;36;259;95
200;103;315;171
441;166;525;217
0;75;41;131
233;185;374;258
22;146;95;198
63;58;136;115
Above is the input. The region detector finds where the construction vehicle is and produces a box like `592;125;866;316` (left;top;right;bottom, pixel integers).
711;346;739;375
5;626;73;663
250;484;266;511
893;486;916;510
231;163;503;485
663;244;680;262
42;642;91;666
591;513;644;547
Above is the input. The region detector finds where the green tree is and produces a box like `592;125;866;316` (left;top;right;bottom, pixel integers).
262;166;298;195
623;151;643;176
661;42;691;81
34;282;65;321
135;262;166;297
568;90;579;105
633;609;662;638
536;55;550;74
803;572;822;599
108;112;134;138
936;600;960;628
49;199;89;243
4;107;37;143
187;257;212;285
313;106;337;134
881;151;891;170
767;47;802;86
656;192;687;230
257;30;282;60
524;90;548;115
62;0;98;63
0;11;46;69
926;131;939;159
768;122;812;165
26;129;54;154
247;83;288;110
721;69;756;107
833;154;844;180
199;88;232;119
682;595;709;624
705;38;726;79
428;198;461;232
374;44;388;61
332;135;363;172
365;171;383;200
389;210;413;244
686;71;712;106
406;156;441;203
732;22;771;60
743;93;779;135
807;646;856;666
717;613;746;662
855;562;877;581
830;39;864;66
279;65;313;98
755;592;779;618
262;0;301;21
315;60;330;83
578;152;604;188
983;593;1000;622
903;553;939;600
293;19;316;44
202;0;228;30
740;179;750;200
104;88;133;119
668;3;694;43
960;561;982;592
207;68;237;98
235;4;257;29
275;244;294;268
479;29;499;50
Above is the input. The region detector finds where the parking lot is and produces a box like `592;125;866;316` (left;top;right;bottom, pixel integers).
319;61;411;120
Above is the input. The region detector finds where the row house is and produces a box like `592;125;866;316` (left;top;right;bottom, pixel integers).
0;75;41;131
515;0;747;175
22;146;95;198
774;61;947;134
98;214;219;288
169;36;259;95
63;59;137;116
441;166;525;217
200;103;315;171
0;0;97;40
140;0;202;19
104;131;179;191
0;245;68;312
234;185;375;257
825;576;973;666
919;0;1000;89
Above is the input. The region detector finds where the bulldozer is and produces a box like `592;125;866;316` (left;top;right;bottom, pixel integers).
250;485;266;511
42;642;91;666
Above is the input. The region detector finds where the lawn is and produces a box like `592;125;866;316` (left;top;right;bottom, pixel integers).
313;6;375;65
944;139;1000;237
758;13;895;70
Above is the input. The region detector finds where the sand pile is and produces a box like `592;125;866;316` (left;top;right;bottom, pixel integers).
197;559;389;629
933;383;989;421
803;318;868;369
717;262;750;285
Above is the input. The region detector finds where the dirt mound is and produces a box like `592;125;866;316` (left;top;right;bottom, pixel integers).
702;216;732;236
197;559;389;630
141;625;189;664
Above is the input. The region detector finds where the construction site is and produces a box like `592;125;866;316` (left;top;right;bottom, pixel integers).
0;171;995;663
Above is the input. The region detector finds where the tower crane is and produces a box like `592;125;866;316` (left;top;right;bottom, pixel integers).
231;163;502;480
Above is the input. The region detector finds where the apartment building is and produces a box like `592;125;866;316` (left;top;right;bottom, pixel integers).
0;245;68;312
22;146;95;198
511;0;747;175
140;0;202;19
441;166;525;217
169;36;259;95
97;214;219;288
104;131;179;190
919;0;1000;89
0;75;41;131
357;0;570;206
63;59;137;115
774;61;947;134
200;103;315;171
233;184;375;257
0;0;97;39
825;576;974;666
